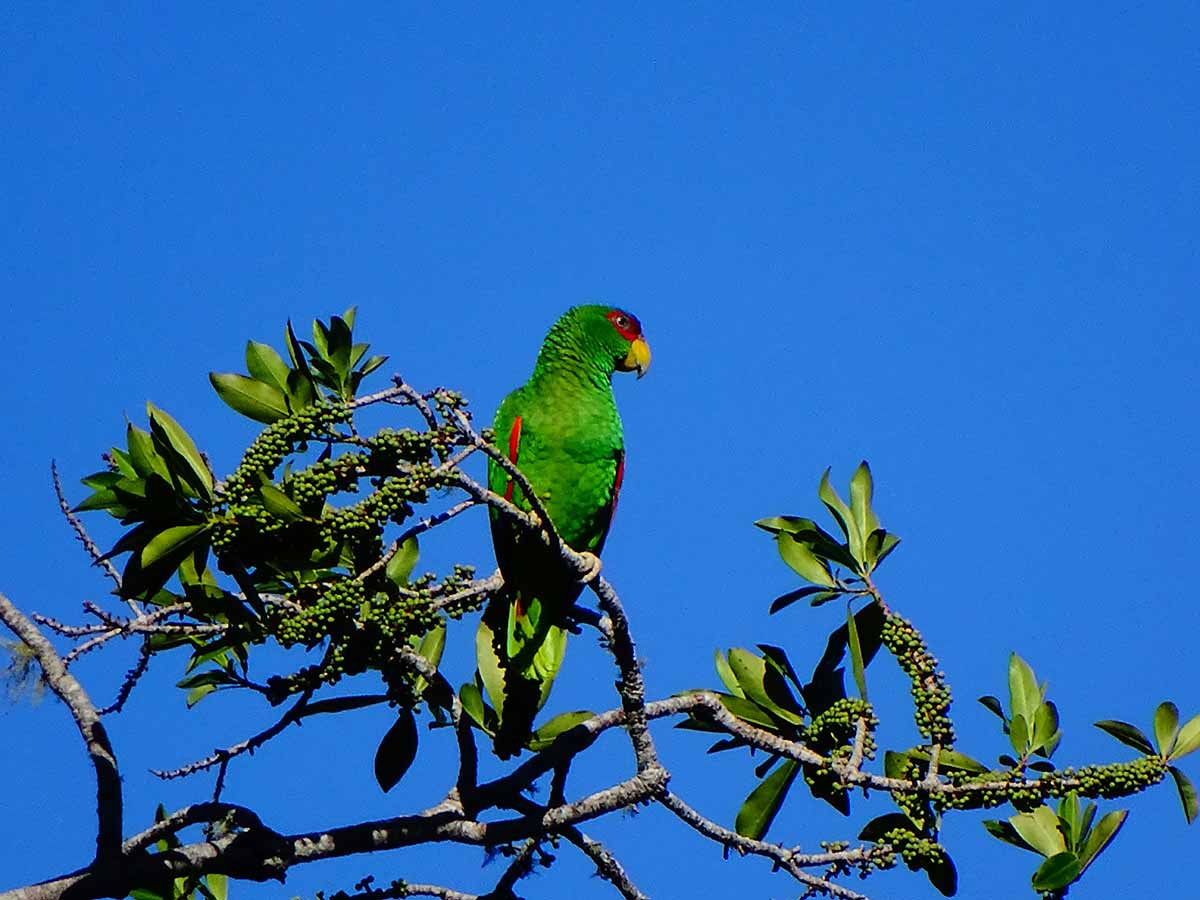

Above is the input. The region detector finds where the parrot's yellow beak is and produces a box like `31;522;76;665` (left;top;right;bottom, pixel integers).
619;336;651;379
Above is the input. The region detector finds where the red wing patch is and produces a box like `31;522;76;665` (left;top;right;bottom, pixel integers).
609;449;625;518
504;415;522;502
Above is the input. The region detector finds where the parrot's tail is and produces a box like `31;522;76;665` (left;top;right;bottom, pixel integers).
476;590;568;759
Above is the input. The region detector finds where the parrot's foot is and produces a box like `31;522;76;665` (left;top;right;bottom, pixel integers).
575;551;602;583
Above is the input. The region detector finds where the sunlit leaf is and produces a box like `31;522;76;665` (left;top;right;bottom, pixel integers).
1010;805;1067;857
1031;852;1081;892
1078;808;1128;871
209;373;289;423
1154;701;1180;757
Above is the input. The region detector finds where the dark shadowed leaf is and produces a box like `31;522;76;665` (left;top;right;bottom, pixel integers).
768;586;830;614
209;373;289;423
923;848;958;897
374;708;419;792
1032;852;1081;892
734;759;799;840
978;695;1008;725
813;602;885;683
859;812;918;842
1169;766;1198;824
758;645;804;692
1094;720;1155;755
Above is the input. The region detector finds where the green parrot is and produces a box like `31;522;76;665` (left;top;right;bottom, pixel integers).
476;305;651;757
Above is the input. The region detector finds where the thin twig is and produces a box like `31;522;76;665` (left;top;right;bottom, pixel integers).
51;461;132;610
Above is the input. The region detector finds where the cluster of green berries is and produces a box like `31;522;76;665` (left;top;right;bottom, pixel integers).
1066;757;1167;798
363;427;437;472
935;771;1023;812
881;614;956;746
807;699;878;760
223;404;349;505
272;578;367;648
880;827;947;873
288;452;368;506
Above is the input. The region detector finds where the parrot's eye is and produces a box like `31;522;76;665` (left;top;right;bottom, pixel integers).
606;308;642;340
615;315;629;329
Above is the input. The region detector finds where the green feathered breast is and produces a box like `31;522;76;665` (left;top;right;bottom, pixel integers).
476;304;649;757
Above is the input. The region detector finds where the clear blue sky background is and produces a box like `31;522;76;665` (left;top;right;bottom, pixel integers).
2;5;1197;899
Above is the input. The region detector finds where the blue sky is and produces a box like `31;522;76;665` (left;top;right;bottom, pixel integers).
2;5;1198;899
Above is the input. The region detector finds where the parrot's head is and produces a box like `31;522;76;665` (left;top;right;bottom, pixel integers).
539;305;651;380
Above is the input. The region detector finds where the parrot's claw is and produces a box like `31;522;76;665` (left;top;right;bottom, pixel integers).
575;552;602;584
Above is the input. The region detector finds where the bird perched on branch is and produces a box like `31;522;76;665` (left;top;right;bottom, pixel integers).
476;305;650;757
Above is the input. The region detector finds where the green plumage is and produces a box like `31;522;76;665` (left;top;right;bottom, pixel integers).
476;305;649;757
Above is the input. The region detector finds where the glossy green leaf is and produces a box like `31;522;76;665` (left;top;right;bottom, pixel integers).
776;533;836;587
1171;712;1200;761
245;340;291;392
458;682;494;734
717;693;784;730
126;424;171;481
209;372;289;423
868;529;901;569
885;750;916;780
1031;852;1081;892
1007;653;1041;726
728;648;803;725
147;404;213;499
358;354;389;377
982;818;1035;851
1010;805;1067;857
140;525;207;569
1009;713;1030;757
1078;808;1127;871
734;758;799;840
1154;701;1180;757
1169;765;1199;824
714;650;744;697
528;710;595;750
817;468;854;544
846;604;867;701
1094;719;1155;755
1032;701;1061;757
203;874;228;900
259;481;305;521
175;669;239;690
374;707;419;792
385;535;420;586
186;683;217;708
848;461;880;551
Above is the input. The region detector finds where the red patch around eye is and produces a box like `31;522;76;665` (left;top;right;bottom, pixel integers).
504;415;522;501
606;309;642;341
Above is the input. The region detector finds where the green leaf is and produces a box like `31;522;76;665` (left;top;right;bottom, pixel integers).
1078;808;1127;871
1009;713;1030;758
374;708;419;792
808;591;843;607
983;818;1035;851
714;650;744;697
147;404;213;500
458;682;495;735
734;758;799;840
259;480;305;521
204;874;228;900
812;601;886;681
776;533;836;588
385;535;420;586
1010;805;1067;857
175;669;239;691
357;354;389;377
846;604;867;701
757;644;804;692
528;710;595;750
1031;852;1081;893
848;461;880;558
1171;712;1200;761
328;315;354;375
867;529;901;569
140;525;207;569
817;467;854;547
1008;653;1041;726
1169;765;1199;824
1032;701;1061;757
126;424;171;481
409;619;446;698
245;340;292;392
186;683;218;707
1094;719;1155;755
728;648;803;725
1154;701;1180;757
209;372;289;423
717;693;784;730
